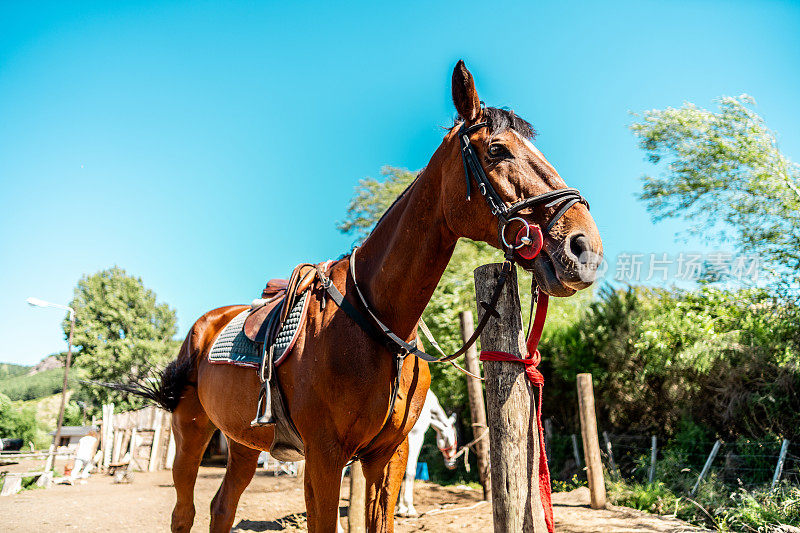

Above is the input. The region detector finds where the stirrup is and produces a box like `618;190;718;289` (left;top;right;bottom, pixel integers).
250;383;276;427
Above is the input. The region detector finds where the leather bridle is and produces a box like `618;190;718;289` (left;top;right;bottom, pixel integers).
458;121;588;259
314;119;590;460
318;120;590;364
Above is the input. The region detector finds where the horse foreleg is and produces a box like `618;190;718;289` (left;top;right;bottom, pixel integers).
209;439;260;532
363;439;409;533
304;448;348;533
170;389;216;533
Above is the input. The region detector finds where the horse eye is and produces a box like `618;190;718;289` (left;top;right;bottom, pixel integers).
488;144;509;158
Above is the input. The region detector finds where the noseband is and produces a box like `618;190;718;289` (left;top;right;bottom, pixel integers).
314;120;592;463
459;121;588;259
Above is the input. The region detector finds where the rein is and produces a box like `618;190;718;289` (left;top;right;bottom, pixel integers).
313;119;587;469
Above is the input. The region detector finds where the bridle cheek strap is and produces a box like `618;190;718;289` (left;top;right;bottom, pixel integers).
458;121;588;259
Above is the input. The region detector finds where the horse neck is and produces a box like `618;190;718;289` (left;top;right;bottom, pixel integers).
426;396;450;435
355;150;458;341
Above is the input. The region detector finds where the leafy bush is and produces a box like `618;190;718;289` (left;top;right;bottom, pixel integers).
0;392;46;447
609;477;800;531
542;285;800;442
552;474;586;493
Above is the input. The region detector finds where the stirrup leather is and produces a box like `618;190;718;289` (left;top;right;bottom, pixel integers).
250;342;276;427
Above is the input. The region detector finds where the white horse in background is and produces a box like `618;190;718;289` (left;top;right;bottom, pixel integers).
396;389;458;517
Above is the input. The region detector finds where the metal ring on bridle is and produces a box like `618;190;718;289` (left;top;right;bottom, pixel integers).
501;216;532;251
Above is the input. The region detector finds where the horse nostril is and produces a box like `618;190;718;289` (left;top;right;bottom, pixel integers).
568;233;591;262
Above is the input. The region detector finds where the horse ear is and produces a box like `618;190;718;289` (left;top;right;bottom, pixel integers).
449;413;457;424
452;60;481;123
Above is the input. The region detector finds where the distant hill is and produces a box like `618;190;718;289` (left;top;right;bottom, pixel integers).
0;355;73;402
27;355;62;375
0;368;76;401
19;390;75;431
0;362;30;380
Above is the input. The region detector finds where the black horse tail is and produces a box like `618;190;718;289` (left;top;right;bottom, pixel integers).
96;335;195;413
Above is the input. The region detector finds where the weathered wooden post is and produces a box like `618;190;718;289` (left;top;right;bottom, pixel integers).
348;461;366;533
475;264;547;532
648;435;657;484
459;309;492;502
544;419;553;471
571;434;583;469
164;431;176;470
691;440;721;496
102;403;114;468
148;409;164;472
603;431;619;480
771;439;790;489
576;373;606;509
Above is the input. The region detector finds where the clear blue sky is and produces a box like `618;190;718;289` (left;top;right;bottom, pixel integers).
2;1;799;365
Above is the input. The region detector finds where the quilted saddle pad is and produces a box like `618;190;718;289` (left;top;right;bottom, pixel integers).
208;292;309;368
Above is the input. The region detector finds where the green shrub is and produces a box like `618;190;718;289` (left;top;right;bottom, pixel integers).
0;392;46;447
552;474;586;493
542;286;800;442
609;476;800;531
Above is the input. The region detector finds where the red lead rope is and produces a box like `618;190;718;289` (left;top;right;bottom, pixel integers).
479;291;554;533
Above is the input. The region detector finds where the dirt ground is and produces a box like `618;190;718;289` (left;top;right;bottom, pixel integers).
0;461;700;532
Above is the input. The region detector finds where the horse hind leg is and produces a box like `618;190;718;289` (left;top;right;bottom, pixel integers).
170;386;216;533
209;440;260;532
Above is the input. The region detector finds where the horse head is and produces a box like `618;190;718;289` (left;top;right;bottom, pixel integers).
438;61;603;296
431;411;458;470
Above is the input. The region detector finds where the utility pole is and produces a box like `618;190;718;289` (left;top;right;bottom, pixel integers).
27;297;75;468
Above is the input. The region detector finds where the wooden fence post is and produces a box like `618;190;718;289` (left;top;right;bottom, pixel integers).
44;444;55;472
102;403;114;468
149;410;164;472
648;435;657;484
459;309;492;502
691;440;721;496
771;439;790;489
576;373;606;509
348;462;366;533
129;428;139;471
164;431;176;470
544;419;553;471
571;434;582;469
602;431;619;480
475;264;547;532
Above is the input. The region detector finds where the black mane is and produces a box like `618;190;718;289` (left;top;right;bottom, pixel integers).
457;106;536;139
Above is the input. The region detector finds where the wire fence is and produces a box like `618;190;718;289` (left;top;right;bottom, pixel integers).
546;429;798;491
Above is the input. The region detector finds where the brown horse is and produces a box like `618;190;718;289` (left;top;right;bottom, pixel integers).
131;61;602;532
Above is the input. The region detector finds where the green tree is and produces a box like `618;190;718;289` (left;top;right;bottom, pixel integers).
631;95;800;293
63;267;179;410
0;392;44;447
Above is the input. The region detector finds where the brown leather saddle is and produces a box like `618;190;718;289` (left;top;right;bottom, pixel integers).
243;265;317;345
244;264;319;461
